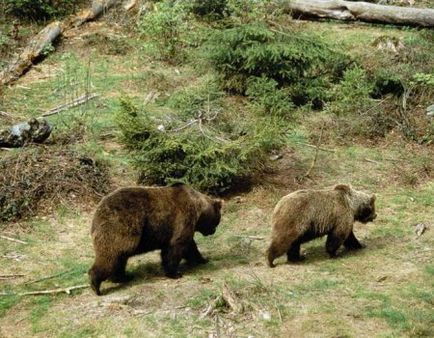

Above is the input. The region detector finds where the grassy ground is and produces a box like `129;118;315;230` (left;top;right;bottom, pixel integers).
1;4;433;338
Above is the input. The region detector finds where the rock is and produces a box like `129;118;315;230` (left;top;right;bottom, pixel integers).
0;118;52;148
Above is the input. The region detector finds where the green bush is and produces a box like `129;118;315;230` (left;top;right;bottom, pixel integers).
5;0;80;20
139;2;190;62
205;22;346;107
329;66;374;115
116;97;286;193
190;0;228;18
246;77;293;116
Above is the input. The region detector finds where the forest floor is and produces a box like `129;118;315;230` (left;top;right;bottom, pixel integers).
1;3;433;338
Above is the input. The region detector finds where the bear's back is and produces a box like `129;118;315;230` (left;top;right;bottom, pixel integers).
273;188;348;222
91;186;194;235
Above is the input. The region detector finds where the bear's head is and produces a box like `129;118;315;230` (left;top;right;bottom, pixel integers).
335;184;377;224
196;197;222;236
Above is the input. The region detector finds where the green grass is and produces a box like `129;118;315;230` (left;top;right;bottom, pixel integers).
0;294;20;318
30;296;52;333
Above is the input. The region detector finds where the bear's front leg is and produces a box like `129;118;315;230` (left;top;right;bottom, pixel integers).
161;245;184;279
343;231;365;250
183;240;208;266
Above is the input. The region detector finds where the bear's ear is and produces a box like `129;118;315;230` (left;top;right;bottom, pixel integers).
214;199;223;210
371;194;376;203
334;184;351;194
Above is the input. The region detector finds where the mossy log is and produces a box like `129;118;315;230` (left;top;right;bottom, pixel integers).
279;0;434;27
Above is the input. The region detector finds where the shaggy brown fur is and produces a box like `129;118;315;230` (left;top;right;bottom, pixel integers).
267;184;376;267
88;183;222;295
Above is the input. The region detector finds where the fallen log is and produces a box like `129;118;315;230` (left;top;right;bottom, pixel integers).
279;0;434;27
0;22;61;86
0;1;119;87
69;0;119;28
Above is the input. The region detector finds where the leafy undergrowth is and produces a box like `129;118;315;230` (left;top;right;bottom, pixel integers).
0;1;433;337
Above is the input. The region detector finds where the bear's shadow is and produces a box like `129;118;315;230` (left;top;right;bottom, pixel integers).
101;251;252;295
275;235;389;267
101;237;388;295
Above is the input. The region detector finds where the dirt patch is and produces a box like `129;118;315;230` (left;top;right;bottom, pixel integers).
0;146;110;224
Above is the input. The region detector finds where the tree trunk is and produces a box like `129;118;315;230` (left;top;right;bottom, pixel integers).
279;0;434;27
0;22;61;87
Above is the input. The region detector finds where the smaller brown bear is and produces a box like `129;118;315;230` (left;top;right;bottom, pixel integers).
88;183;222;295
267;184;376;267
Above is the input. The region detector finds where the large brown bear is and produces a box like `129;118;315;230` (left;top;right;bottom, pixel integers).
88;183;222;295
267;184;376;267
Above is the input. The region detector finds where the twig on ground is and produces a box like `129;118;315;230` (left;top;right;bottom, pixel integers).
42;93;99;117
364;158;381;164
303;126;324;179
222;283;244;314
233;235;265;240
0;111;14;119
0;235;27;244
295;142;335;153
1;148;13;151
0;274;25;280
18;284;88;296
124;0;137;11
24;269;76;285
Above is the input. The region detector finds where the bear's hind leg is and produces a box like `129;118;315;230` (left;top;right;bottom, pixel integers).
287;241;305;263
344;231;365;250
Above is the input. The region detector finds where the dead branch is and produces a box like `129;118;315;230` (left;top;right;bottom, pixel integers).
0;235;28;245
18;284;88;296
222;283;244;314
295;142;335;153
364;158;380;164
124;0;137;11
0;274;25;280
42;93;99;117
24;269;75;285
0;111;14;120
303;126;324;179
279;0;434;27
233;235;265;241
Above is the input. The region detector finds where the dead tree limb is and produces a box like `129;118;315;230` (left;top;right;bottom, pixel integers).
0;22;61;87
18;284;88;296
24;269;75;285
279;0;434;27
303;126;324;179
0;274;25;280
0;235;28;244
42;93;99;117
